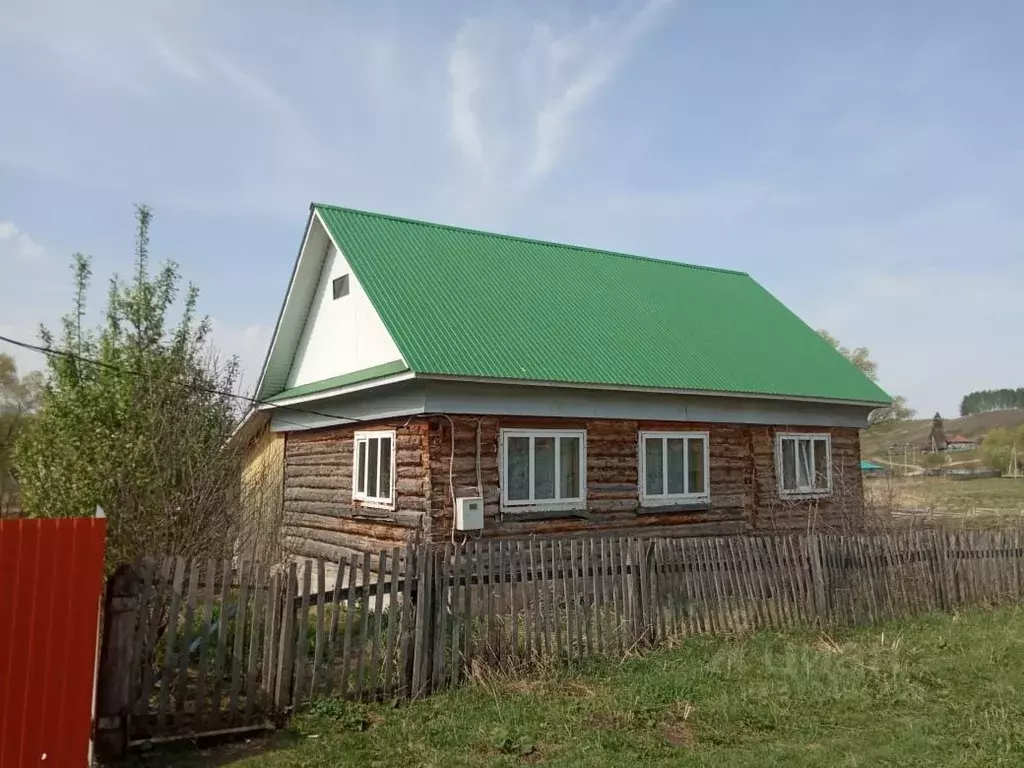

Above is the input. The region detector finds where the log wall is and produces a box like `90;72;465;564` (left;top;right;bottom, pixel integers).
281;419;430;562
277;414;864;557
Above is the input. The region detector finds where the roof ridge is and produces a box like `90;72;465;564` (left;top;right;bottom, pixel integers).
312;202;749;277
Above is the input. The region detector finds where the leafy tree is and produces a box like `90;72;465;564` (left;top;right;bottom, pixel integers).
817;330;914;426
0;354;44;516
980;426;1024;474
959;388;1024;416
14;206;246;568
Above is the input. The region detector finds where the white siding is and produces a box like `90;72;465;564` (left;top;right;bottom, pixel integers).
287;240;403;388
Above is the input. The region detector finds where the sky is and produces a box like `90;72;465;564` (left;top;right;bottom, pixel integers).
1;0;1022;417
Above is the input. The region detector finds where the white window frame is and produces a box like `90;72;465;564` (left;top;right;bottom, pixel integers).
499;429;587;512
352;430;396;509
638;431;711;506
776;432;832;498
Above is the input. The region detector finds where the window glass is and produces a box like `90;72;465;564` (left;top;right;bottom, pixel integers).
666;438;685;494
507;437;530;501
356;441;367;493
367;438;379;498
813;438;829;489
645;437;664;496
379;437;392;499
781;439;797;490
559;437;581;499
534;437;556;499
688;437;706;494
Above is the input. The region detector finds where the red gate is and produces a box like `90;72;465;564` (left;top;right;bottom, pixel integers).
0;517;107;767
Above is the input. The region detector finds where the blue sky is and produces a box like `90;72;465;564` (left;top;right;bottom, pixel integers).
1;0;1021;416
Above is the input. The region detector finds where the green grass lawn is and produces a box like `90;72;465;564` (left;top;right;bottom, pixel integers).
147;606;1024;767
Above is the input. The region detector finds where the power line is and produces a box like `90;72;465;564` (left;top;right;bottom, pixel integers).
0;333;362;430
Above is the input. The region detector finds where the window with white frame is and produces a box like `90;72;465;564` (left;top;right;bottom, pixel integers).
776;433;831;496
500;429;586;509
639;431;709;504
353;430;395;507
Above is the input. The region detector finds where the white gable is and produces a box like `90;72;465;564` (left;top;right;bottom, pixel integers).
286;234;403;389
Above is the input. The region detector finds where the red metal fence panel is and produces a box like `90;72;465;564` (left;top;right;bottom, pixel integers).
0;517;107;768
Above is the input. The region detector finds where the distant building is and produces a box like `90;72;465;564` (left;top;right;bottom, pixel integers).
946;435;977;451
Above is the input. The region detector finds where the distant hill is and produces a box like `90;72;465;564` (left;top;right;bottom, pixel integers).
861;409;1024;459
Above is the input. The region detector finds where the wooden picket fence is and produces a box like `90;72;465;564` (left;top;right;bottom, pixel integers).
98;526;1024;751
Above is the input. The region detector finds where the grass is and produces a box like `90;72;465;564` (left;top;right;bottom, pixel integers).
867;476;1024;516
146;606;1024;767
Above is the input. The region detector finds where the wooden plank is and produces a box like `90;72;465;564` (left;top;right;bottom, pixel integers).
612;537;627;651
485;541;496;663
496;541;507;666
273;563;297;713
136;558;172;721
174;560;201;715
156;556;186;730
410;547;430;699
515;540;530;661
291;561;311;707
383;546;403;697
340;553;359;698
397;545;416;697
209;559;233;723
698;537;718;633
194;559;217;722
599;537;614;651
579;538;592;654
261;572;280;704
128;560;157;721
323;558;347;697
228;561;251;723
544;540;561;662
368;550;388;699
310;560;326;697
662;539;680;638
571;538;585;654
529;539;544;659
589;537;604;654
557;540;573;663
244;563;266;723
449;545;464;689
678;538;698;636
356;552;373;700
508;539;519;663
431;547;448;691
465;541;476;670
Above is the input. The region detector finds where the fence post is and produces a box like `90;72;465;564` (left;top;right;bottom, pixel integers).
807;534;827;624
274;562;297;718
94;563;143;762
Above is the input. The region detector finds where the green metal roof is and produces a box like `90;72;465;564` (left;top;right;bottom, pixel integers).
265;360;409;403
309;204;890;405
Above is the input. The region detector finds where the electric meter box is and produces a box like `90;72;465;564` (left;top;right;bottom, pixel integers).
455;497;484;531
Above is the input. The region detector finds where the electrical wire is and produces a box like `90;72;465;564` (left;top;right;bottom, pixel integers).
0;333;363;432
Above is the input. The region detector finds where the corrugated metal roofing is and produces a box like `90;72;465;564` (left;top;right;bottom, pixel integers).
265;359;409;402
312;204;890;405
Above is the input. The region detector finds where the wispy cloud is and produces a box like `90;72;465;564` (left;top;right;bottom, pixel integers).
446;0;674;187
0;221;45;261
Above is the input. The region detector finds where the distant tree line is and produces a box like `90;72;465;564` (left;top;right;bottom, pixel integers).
959;389;1024;417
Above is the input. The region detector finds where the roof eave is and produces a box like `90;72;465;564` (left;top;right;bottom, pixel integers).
417;373;891;409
